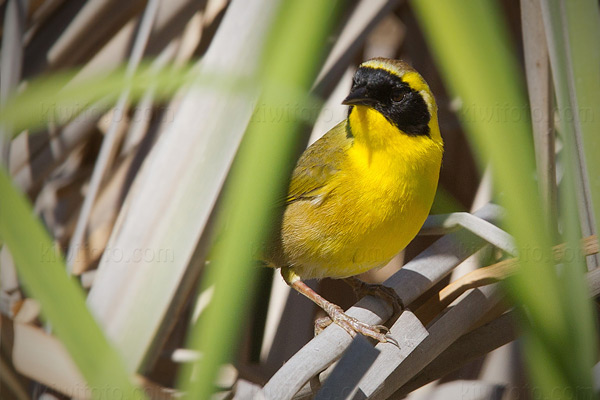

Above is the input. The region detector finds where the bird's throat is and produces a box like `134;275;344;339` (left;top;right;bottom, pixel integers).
348;105;399;150
346;105;443;180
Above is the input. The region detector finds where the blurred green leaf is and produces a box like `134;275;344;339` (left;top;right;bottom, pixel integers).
0;63;253;135
558;0;600;238
177;0;340;398
412;0;597;397
0;168;144;399
541;0;599;392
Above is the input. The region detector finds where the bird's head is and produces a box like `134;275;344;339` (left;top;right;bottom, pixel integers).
343;58;437;137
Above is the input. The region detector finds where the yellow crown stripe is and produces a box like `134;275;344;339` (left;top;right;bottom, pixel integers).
399;71;429;92
360;59;403;77
360;60;429;93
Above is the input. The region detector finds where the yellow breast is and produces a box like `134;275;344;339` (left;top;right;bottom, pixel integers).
282;105;443;279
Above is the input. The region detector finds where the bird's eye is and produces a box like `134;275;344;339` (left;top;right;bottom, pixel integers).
391;90;406;102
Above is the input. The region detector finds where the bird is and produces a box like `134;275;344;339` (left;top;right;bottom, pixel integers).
264;58;444;342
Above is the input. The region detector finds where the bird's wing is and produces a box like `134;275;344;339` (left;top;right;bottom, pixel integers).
286;120;351;204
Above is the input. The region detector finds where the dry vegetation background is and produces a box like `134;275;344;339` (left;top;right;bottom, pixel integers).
0;0;599;399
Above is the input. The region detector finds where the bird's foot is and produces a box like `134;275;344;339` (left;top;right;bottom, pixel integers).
314;302;398;346
345;277;404;314
282;271;398;345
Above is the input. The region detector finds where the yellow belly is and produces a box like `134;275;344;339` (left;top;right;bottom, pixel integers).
281;107;443;279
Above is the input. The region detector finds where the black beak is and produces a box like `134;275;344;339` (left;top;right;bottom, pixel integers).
342;86;377;107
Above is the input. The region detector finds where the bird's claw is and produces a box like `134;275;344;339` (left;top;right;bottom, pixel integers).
345;278;405;315
314;303;399;347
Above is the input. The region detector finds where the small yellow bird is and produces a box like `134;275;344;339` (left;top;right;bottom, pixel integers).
265;58;443;342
